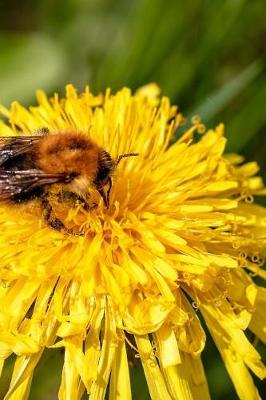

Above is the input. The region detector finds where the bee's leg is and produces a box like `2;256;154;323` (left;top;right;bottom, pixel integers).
77;195;98;212
57;191;98;212
85;202;98;211
41;197;84;236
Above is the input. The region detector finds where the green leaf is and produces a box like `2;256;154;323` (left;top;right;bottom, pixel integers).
131;362;150;400
226;78;266;152
30;349;63;400
188;60;263;123
0;34;67;106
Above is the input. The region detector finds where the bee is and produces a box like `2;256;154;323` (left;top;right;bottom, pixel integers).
0;129;138;235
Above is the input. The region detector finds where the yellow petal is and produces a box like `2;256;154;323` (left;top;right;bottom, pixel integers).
156;324;181;367
58;347;80;400
135;335;172;400
123;291;176;335
109;339;132;400
249;286;266;343
90;299;117;400
4;352;42;400
176;295;206;356
162;352;210;400
202;303;266;391
205;326;262;400
204;181;238;192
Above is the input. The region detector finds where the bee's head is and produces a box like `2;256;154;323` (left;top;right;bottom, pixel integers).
94;150;114;188
94;149;139;208
93;150;114;207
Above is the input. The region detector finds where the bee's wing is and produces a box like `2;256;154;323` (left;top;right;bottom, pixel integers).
0;136;42;165
0;170;69;200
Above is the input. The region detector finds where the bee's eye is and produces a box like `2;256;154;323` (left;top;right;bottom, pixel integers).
97;168;109;182
94;166;111;187
94;149;114;187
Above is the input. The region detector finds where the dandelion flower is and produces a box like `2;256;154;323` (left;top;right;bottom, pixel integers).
0;84;265;400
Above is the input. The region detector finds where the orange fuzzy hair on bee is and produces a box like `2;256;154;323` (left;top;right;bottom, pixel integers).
35;131;100;179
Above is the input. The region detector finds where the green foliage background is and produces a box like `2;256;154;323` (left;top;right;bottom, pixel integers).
0;1;265;399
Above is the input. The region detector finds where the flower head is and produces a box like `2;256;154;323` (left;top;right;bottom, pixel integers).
0;84;265;399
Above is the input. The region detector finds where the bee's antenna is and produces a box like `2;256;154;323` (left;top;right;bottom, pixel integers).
116;153;139;166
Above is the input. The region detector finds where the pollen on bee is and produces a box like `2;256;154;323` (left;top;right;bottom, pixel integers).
68;175;91;199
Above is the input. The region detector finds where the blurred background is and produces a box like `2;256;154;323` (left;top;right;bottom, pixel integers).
0;0;265;399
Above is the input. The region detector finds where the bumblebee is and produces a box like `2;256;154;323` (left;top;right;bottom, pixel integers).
0;129;138;235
